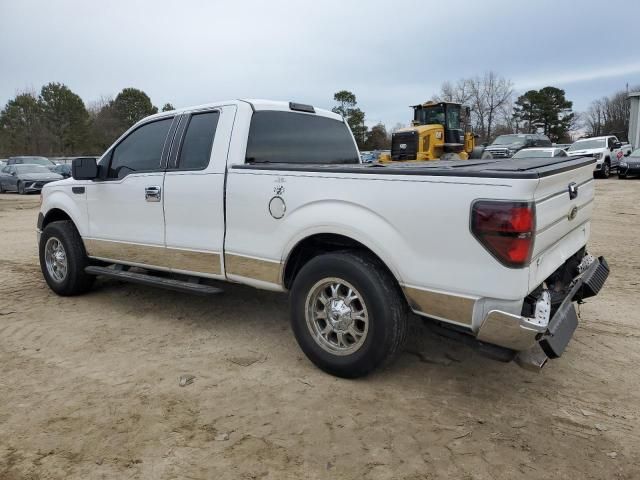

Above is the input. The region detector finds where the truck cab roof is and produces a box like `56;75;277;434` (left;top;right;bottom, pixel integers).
141;99;342;123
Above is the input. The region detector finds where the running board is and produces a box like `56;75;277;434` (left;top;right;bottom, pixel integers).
85;266;223;295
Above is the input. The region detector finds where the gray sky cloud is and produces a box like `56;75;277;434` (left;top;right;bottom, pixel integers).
1;0;639;128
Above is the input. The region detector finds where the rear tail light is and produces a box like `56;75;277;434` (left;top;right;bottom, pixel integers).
471;200;535;268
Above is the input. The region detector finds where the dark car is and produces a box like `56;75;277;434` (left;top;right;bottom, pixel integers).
484;133;552;158
51;163;72;178
618;148;640;179
7;156;57;172
0;164;63;194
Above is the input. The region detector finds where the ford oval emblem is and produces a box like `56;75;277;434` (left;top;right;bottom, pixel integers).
568;206;578;221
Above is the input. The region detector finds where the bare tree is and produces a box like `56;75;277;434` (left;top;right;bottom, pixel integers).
481;72;513;139
436;72;514;142
584;85;640;141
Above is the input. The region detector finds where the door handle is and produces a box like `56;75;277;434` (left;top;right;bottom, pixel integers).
145;186;161;202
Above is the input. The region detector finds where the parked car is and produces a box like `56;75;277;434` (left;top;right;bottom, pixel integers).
618;148;640;179
566;136;632;178
51;163;72;178
360;151;377;163
511;147;569;159
0;164;63;194
484;133;552;158
37;99;608;378
7;156;57;172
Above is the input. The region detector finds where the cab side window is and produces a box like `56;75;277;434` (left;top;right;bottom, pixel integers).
108;118;173;179
176;111;220;170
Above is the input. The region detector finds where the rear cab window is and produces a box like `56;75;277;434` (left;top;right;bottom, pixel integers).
245;111;359;164
175;111;220;170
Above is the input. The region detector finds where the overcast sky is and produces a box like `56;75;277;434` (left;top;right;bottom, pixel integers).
1;0;639;127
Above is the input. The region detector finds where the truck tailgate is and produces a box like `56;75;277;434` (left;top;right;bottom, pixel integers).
529;161;595;290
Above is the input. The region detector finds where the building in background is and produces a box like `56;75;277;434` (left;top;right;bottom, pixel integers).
628;92;640;149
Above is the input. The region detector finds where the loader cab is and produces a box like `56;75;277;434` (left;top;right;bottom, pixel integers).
412;102;466;149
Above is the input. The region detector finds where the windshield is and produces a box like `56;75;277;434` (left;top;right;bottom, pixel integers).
414;106;445;126
493;135;526;145
568;139;605;151
15;165;51;174
513;149;553;158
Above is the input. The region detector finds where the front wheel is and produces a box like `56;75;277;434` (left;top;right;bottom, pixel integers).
289;252;408;378
39;220;95;295
601;162;611;179
17;181;25;194
619;173;627;179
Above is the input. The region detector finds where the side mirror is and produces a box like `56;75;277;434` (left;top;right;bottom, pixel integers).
613;141;622;149
72;157;98;180
11;171;17;176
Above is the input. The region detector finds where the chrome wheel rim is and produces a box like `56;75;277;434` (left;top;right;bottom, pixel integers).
44;237;68;282
305;278;369;356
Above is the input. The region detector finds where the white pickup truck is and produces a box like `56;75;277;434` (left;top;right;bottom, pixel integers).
566;135;633;178
37;99;609;378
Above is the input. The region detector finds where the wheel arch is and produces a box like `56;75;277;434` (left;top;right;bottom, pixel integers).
42;208;74;230
282;232;404;294
40;189;88;236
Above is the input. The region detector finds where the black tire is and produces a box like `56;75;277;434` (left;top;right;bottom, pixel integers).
17;181;25;194
470;146;492;160
601;161;611;179
0;181;4;193
618;173;627;179
289;251;408;378
39;220;95;296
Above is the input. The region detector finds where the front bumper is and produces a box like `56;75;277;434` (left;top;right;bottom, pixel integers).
477;255;609;365
619;163;640;175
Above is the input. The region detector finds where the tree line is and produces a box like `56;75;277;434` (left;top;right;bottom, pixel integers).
2;78;636;158
436;72;578;143
0;82;173;157
333;73;579;150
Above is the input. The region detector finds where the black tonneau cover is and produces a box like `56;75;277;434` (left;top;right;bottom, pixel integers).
234;156;595;179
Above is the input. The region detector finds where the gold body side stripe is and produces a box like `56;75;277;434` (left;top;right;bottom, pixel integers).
402;286;475;325
84;239;222;275
224;253;282;285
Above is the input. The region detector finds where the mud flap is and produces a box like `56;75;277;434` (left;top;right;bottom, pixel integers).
539;301;578;359
539;256;609;359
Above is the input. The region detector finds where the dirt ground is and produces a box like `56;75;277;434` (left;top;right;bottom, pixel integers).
0;179;639;480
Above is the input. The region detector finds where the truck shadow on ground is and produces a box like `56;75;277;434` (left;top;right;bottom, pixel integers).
88;276;533;397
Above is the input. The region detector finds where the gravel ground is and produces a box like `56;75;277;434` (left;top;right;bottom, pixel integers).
1;179;639;479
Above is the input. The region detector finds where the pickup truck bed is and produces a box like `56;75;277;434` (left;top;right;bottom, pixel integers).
236;156;595;178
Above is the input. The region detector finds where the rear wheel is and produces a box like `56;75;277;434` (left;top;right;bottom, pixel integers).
290;251;408;378
39;220;95;295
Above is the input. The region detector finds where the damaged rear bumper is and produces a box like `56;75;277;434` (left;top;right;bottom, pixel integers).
478;255;609;369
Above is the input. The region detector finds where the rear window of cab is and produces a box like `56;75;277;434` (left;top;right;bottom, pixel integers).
245;111;359;165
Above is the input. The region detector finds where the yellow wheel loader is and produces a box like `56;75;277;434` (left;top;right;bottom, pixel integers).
379;101;490;162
